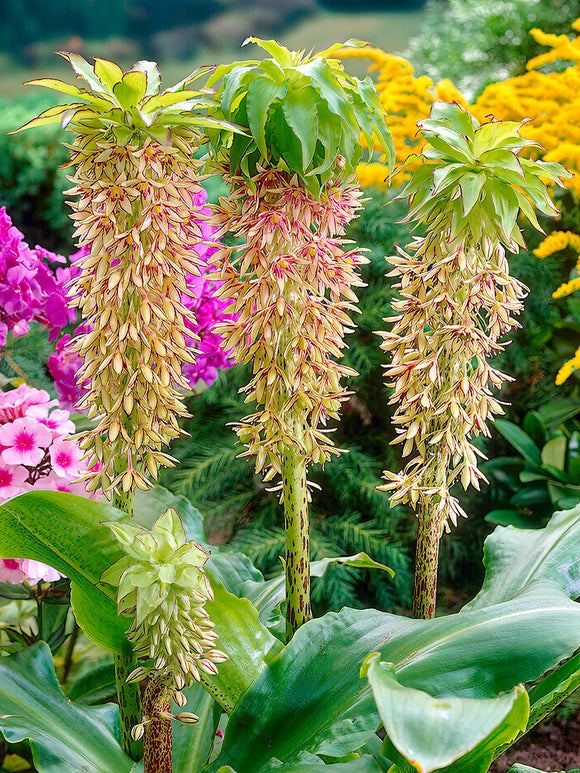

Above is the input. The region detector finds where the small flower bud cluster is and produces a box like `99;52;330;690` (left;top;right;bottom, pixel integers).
379;235;526;525
101;508;227;708
66;129;206;494
0;383;101;584
213;165;366;481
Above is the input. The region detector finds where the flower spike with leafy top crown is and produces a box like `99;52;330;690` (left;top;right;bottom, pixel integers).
12;55;240;497
206;39;394;638
378;101;569;619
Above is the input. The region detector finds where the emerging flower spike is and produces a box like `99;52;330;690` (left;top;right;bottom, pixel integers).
12;54;238;496
101;508;227;701
378;101;569;618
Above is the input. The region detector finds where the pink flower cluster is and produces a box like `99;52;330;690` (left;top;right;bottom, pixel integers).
0;384;97;585
0;208;76;347
46;190;236;410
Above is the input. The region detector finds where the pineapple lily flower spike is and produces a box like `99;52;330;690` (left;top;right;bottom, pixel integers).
11;54;240;764
206;38;394;639
12;54;240;500
378;101;569;620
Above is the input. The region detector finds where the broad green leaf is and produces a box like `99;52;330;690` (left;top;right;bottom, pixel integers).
259;759;382;773
0;490;130;653
113;71;148;108
202;580;282;713
465;505;580;609
173;683;216;773
494;419;542;468
0;642;132;773
243;38;294;67
365;657;527;773
484;510;538;529
211;586;580;772
281;84;318;170
94;58;124;90
242;553;394;631
66;661;117;706
536;399;580;429
459;172;485;216
430;100;478;135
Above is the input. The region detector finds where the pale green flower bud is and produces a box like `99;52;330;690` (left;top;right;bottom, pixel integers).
101;508;228;692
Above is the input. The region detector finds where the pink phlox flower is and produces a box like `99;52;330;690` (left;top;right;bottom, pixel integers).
0;383;56;423
0;462;28;499
0;417;52;466
21;559;62;583
0;558;27;584
41;470;92;497
49;437;83;478
28;404;76;438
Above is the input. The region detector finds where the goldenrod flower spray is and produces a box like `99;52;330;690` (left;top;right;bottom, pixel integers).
208;39;393;639
378;102;568;619
14;54;232;769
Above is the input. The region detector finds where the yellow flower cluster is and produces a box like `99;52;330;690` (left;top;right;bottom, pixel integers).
342;20;580;196
336;48;466;186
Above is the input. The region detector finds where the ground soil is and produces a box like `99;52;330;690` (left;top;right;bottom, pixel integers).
490;711;580;772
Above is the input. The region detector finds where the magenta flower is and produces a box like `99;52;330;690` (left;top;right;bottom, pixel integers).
0;558;26;584
28;404;76;437
0;463;28;499
0;417;52;466
49;437;82;478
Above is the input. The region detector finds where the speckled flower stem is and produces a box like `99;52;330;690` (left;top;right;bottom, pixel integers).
412;501;445;619
142;677;172;773
111;481;143;760
283;448;311;640
114;652;143;760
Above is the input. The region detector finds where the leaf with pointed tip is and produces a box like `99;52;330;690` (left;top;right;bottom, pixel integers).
0;642;132;773
465;504;580;610
128;60;161;95
473;121;523;156
494;419;542;469
8;103;83;133
56;51;108;93
459;172;485;216
141;89;205;113
243;38;294;66
94;58;124;90
366;657;528;773
242;552;394;633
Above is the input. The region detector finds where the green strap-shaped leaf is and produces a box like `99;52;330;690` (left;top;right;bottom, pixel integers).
465;504;580;609
365;656;528;773
494;419;543;468
211;585;580;772
0;642;132;773
0;490;281;713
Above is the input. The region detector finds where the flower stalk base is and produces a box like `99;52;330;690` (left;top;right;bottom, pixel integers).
283;449;311;640
114;652;143;760
412;502;445;619
142;677;172;773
